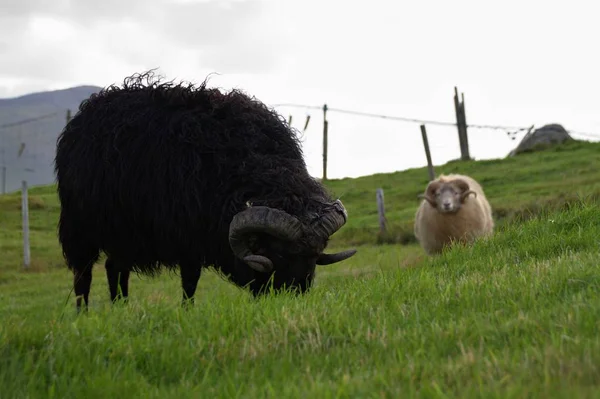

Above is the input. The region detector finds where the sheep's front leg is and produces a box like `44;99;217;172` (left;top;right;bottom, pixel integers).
180;263;202;307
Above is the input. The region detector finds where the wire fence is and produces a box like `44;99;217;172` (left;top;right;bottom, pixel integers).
1;98;599;194
273;102;600;138
271;102;600;180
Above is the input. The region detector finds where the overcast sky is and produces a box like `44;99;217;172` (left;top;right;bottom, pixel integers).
1;0;599;179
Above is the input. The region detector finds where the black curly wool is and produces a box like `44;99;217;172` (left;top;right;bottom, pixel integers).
55;71;344;308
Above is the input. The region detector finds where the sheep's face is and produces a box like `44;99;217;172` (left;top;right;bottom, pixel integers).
227;202;357;297
236;233;323;296
422;179;477;214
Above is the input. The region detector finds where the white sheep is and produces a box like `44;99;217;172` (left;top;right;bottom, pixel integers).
413;173;494;255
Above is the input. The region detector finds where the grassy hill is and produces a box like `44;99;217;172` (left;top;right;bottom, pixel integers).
1;141;600;397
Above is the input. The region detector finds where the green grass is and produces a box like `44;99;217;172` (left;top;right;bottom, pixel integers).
1;141;600;398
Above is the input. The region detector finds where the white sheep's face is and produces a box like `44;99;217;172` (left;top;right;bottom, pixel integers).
423;178;476;214
436;185;464;213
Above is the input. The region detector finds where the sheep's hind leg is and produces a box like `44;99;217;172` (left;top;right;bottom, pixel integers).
59;218;99;312
73;265;94;313
68;248;99;313
105;258;131;305
180;263;202;308
65;249;99;313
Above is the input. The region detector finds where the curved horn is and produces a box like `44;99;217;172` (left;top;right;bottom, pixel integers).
418;193;437;207
420;180;441;207
312;199;349;238
316;249;357;265
229;206;303;262
460;190;477;202
453;178;470;193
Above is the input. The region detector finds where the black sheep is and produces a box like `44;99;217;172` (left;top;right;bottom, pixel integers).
54;71;357;311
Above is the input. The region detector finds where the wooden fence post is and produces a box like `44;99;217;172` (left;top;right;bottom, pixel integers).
454;87;470;160
66;109;72;124
376;188;387;233
21;180;30;269
460;92;470;159
303;115;311;132
420;124;435;181
322;104;328;181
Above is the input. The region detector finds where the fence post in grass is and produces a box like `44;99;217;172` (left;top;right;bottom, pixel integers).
21;180;30;269
322;103;328;181
420;124;435;181
376;188;387;233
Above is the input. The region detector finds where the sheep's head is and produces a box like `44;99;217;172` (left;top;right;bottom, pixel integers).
419;178;477;214
227;200;357;296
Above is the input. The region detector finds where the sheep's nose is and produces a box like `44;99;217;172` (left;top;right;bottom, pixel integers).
442;202;452;210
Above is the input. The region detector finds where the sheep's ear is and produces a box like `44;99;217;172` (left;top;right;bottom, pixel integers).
453;179;470;193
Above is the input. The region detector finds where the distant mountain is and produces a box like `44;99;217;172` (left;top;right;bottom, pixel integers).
0;85;101;109
0;85;102;194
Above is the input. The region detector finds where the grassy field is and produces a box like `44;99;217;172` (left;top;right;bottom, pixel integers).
1;140;599;398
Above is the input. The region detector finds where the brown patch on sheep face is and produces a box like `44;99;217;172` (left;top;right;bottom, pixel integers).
420;178;477;214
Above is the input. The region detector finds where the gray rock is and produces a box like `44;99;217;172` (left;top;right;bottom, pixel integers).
508;124;574;156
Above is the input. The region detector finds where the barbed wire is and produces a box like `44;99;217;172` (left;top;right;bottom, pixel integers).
0;111;61;130
271;103;600;139
0;105;598;142
271;103;458;127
